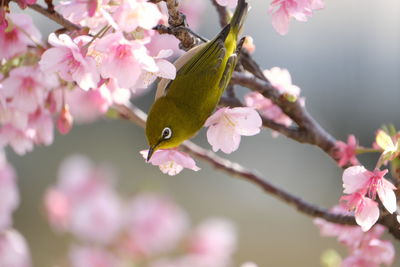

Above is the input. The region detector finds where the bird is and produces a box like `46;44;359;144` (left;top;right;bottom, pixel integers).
145;0;249;161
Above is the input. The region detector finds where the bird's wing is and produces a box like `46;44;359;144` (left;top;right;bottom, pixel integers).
155;25;231;101
155;43;207;101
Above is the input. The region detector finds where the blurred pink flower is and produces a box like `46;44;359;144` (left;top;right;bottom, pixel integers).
56;0;111;31
215;0;238;8
95;32;158;89
1;66;57;113
122;193;189;257
141;149;200;176
0;229;31;267
0;13;41;60
205;107;262;154
136;49;176;89
45;155;123;244
113;0;162;32
0;125;34;155
44;188;70;232
335;135;359;167
39;33;100;90
269;0;324;35
187;218;237;267
69;245;118;267
0;156;19;232
264;67;300;96
315;209;395;267
27;109;54;146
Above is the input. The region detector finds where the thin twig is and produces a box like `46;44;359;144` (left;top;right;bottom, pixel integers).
113;103;356;226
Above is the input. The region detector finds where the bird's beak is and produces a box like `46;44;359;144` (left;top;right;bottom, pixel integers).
147;146;155;162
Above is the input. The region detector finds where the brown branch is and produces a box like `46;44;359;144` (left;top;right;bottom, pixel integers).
231;72;338;158
210;0;229;27
26;3;80;31
113;103;356;226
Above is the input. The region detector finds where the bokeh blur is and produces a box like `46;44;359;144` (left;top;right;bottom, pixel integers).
8;0;400;266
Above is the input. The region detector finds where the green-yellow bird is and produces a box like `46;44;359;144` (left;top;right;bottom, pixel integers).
145;0;249;161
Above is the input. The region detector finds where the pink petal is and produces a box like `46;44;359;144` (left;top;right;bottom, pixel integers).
377;178;397;213
228;107;262;136
204;108;227;127
155;59;176;80
355;197;379;232
342;166;369;194
271;7;290;36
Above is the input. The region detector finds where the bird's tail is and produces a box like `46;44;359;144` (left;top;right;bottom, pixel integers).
230;0;249;37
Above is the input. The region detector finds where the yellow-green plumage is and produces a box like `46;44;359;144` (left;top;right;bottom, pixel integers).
146;0;249;160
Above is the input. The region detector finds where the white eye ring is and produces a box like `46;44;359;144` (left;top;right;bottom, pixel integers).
162;127;172;140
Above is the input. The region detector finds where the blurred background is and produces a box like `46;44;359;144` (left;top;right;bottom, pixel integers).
8;0;400;266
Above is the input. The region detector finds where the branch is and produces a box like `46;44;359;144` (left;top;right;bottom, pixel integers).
210;0;229;27
26;3;80;31
231;72;338;157
113;103;356;226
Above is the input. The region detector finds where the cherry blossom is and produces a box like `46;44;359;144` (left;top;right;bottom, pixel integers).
94;32;158;89
215;0;238;8
0;125;34;155
205;107;262;154
141;149;200;175
245;67;301;135
335;135;359;167
112;0;162;32
0;229;32;267
340;192;379;232
122;193;189;257
264;67;301;96
315;208;395;267
187;218;237;267
0;13;41;60
56;0;111;31
269;0;324;35
44;155;123;244
341;165;397;231
39;33;100;90
136;49;176;89
1;66;58;114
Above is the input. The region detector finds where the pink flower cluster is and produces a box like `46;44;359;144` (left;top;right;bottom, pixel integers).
269;0;324;35
315;205;395;266
0;150;32;266
45;155;240;266
1;0;206;155
245;67;301;137
341;166;397;231
0;14;60;155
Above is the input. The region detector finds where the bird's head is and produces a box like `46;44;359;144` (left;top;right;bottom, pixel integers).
145;98;189;161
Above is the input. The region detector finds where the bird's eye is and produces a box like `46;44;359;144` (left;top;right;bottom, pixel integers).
162;127;172;140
